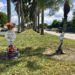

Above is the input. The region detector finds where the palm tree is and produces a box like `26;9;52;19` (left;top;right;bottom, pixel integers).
12;0;66;33
38;0;45;35
31;0;38;31
38;0;61;35
17;1;21;32
41;8;44;35
12;0;25;32
20;0;25;32
7;0;11;22
37;8;40;33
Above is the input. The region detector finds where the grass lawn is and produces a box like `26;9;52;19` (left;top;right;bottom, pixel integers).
0;29;75;75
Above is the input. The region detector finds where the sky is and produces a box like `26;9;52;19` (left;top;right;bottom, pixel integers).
0;0;75;25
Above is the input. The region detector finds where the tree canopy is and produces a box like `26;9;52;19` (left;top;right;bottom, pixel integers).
0;12;7;27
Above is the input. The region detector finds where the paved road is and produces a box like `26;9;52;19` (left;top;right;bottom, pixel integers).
44;30;75;40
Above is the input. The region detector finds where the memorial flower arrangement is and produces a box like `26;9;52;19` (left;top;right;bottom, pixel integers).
7;45;15;55
7;45;18;59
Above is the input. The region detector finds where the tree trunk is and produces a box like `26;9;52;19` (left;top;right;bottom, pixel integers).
20;0;25;32
7;0;11;22
17;1;21;33
32;0;38;31
40;9;44;35
32;15;37;31
37;10;40;33
35;9;38;31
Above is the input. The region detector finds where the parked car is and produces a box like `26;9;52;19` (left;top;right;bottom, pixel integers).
1;28;8;32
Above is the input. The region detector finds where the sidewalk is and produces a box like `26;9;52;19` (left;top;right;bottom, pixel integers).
44;30;75;40
0;32;6;36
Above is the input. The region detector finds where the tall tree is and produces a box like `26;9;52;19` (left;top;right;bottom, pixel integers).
12;0;66;33
20;0;25;32
37;8;40;33
29;0;38;31
12;0;21;32
72;10;75;27
38;0;47;35
18;1;21;32
12;0;32;32
0;12;7;27
7;0;11;22
38;0;64;35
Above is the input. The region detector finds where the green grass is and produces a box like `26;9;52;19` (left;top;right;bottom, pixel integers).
0;29;75;75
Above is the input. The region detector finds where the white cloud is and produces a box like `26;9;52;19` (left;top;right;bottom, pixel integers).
0;2;6;8
11;16;18;25
44;6;73;25
44;8;63;25
44;9;50;16
55;8;63;18
0;2;7;13
44;16;55;25
68;11;73;21
73;2;75;9
0;1;74;25
0;2;18;25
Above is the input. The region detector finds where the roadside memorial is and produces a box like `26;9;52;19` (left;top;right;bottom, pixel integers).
5;22;20;59
56;0;70;54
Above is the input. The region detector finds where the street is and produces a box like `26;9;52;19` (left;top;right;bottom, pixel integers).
44;30;75;40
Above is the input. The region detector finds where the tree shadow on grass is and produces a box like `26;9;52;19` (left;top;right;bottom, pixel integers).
20;47;46;71
0;47;61;60
20;47;63;70
0;50;24;73
0;47;63;73
0;47;46;73
26;60;42;71
0;51;7;60
20;47;46;57
0;59;22;73
20;47;63;58
20;47;66;63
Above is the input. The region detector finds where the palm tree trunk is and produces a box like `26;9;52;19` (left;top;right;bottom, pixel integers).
17;1;21;33
7;0;11;22
37;10;40;33
33;12;37;31
32;14;35;30
40;8;44;35
32;0;38;31
20;0;24;32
